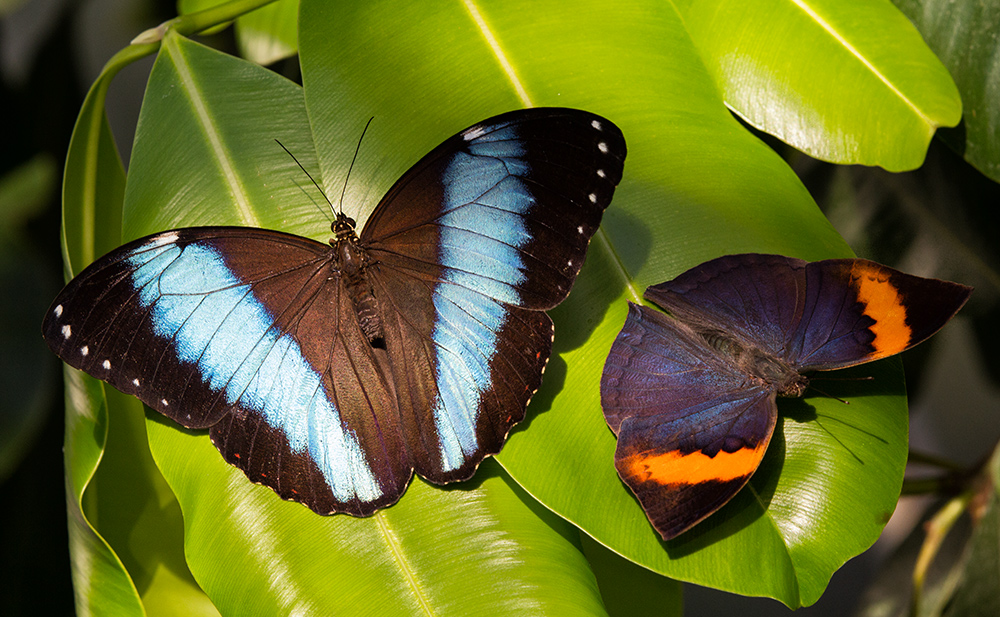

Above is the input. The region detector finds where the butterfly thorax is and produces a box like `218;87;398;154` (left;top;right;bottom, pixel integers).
330;214;385;348
701;329;808;397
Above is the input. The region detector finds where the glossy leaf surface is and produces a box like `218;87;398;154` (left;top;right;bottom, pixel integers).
678;0;961;170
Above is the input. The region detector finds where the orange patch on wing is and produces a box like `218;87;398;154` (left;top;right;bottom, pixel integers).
623;442;767;487
851;262;912;358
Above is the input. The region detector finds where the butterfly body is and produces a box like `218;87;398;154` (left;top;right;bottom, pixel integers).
45;108;626;516
331;213;386;346
692;325;808;398
601;253;971;541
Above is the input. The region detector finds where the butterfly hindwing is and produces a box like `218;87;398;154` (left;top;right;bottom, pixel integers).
207;262;411;516
615;393;777;541
374;273;553;481
602;302;777;540
364;108;626;480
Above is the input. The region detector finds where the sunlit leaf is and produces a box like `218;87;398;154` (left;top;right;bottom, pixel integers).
678;0;961;170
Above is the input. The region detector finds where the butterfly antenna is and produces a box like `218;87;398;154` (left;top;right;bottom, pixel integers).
275;139;335;218
805;383;850;405
338;117;375;216
807;374;874;404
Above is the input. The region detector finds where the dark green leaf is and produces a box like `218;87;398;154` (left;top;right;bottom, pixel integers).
893;0;1000;183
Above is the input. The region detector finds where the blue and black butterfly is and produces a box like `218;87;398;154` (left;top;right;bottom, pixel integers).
44;108;627;516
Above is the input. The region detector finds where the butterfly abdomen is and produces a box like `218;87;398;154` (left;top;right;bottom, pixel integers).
336;232;385;348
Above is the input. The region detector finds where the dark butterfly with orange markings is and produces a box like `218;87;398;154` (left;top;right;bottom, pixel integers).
43;108;626;516
601;253;971;541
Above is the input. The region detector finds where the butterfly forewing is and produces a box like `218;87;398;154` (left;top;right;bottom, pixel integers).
46;230;315;422
374;271;553;481
364;108;626;481
793;259;973;370
365;108;626;309
644;253;810;360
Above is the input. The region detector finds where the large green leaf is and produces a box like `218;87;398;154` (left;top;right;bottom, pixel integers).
298;0;908;608
677;0;961;171
125;31;616;615
60;43;153;617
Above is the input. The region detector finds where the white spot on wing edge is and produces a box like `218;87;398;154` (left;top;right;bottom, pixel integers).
577;225;585;234
598;141;608;153
591;119;602;130
61;325;71;339
161;399;169;407
588;193;597;203
54;304;63;318
102;360;111;370
597;169;606;178
80;346;89;356
132;378;140;387
147;231;180;248
463;126;487;141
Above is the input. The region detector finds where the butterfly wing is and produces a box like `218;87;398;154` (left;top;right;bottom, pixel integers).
43;228;410;516
602;302;777;541
362;108;627;482
644;253;811;359
645;253;973;372
790;258;973;370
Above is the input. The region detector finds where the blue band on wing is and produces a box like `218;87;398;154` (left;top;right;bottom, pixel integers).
438;144;533;304
429;135;534;470
429;282;509;470
126;238;380;503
